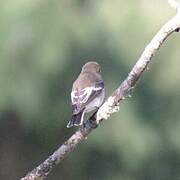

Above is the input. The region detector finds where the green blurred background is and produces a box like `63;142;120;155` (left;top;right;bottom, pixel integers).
0;0;180;179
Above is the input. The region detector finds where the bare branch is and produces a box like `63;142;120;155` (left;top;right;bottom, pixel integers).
97;13;180;123
21;5;180;180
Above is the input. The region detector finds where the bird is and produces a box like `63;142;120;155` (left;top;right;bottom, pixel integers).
67;61;105;128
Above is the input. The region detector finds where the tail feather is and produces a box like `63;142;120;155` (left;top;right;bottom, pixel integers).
67;110;85;128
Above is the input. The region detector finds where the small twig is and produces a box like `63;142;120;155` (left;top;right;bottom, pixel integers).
168;0;179;11
21;2;180;180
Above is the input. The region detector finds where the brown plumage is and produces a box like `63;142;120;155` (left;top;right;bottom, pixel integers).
67;61;105;128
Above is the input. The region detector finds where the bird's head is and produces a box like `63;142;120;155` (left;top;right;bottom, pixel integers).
81;61;101;74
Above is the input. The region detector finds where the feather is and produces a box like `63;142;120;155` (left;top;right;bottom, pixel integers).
67;61;105;128
67;109;85;128
71;81;104;114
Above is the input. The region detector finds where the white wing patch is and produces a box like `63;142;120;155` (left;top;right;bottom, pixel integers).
71;86;103;105
71;90;78;104
79;87;92;103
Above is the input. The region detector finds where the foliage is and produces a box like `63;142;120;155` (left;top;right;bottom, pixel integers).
0;0;180;179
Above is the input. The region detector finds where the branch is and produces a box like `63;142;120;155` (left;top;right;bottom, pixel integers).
21;2;180;180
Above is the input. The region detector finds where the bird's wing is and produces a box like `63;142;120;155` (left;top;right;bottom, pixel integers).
71;81;104;114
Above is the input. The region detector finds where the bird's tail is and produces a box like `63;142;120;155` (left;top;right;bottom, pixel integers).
67;110;85;128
